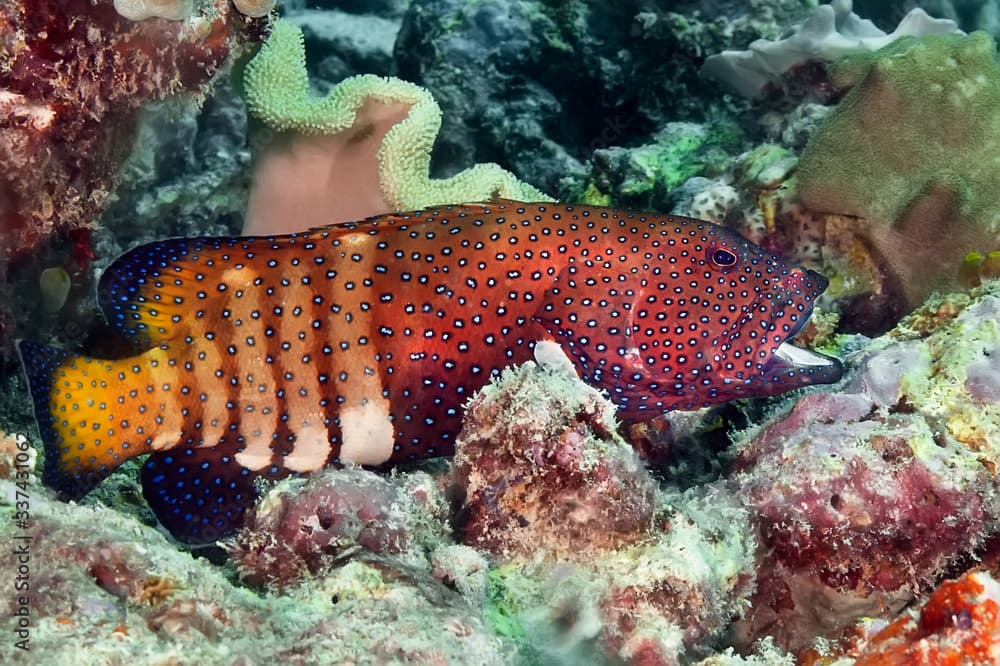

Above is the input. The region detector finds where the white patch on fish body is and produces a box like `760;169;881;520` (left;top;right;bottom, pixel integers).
338;395;394;465
282;421;331;472
235;431;274;471
150;430;182;451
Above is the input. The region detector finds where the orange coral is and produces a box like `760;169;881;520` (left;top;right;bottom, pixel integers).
850;572;1000;665
135;575;183;606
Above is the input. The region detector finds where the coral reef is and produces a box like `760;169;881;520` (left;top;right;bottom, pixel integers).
449;341;758;663
732;281;1000;652
0;480;506;664
284;7;402;80
229;468;448;589
451;343;658;559
701;0;961;99
823;571;1000;665
0;0;257;365
2;1;998;663
593;485;757;664
477;481;758;664
395;0;817;197
795;31;1000;311
0;0;244;264
580;120;746;212
241;19;551;236
696;1;1000;334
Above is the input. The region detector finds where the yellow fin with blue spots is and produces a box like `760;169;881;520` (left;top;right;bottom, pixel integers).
16;340;156;499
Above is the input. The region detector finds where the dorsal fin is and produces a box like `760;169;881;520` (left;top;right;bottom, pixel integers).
97;203;516;344
98;227;357;344
99;236;236;344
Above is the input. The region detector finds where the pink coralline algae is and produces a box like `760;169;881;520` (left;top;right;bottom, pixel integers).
0;485;506;663
731;283;1000;652
733;393;994;649
445;345;759;663
228;468;448;589
450;349;658;560
0;0;248;264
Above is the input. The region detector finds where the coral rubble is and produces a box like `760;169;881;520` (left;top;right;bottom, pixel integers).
0;478;506;664
451;344;657;559
229;468;448;589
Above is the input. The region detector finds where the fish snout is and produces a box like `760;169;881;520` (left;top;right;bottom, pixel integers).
782;267;829;296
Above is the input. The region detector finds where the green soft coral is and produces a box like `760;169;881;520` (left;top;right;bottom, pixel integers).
243;19;552;216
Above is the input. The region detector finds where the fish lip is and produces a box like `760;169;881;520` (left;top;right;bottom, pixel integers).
762;311;844;383
759;291;843;383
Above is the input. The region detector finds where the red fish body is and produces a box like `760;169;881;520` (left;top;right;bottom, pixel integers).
18;202;841;542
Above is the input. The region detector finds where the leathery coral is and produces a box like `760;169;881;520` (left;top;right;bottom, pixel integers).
795;32;1000;314
241;19;551;236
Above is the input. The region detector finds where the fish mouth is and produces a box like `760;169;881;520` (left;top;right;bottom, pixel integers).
762;309;843;384
759;268;843;385
770;340;841;374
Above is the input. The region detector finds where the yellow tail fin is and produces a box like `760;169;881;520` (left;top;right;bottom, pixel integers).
17;341;152;499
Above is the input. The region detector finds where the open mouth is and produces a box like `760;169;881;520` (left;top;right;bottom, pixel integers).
763;304;843;382
773;339;840;369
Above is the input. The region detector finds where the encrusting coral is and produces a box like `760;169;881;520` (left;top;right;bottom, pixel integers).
228;468;448;589
0;0;247;265
0;0;258;362
820;571;1000;665
450;341;658;559
700;1;1000;334
241;19;551;236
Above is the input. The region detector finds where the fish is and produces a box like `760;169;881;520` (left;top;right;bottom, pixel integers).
18;201;842;543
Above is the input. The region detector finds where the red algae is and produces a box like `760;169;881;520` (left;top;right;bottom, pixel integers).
0;0;247;262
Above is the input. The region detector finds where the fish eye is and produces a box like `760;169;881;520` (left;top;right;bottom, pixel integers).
708;247;738;271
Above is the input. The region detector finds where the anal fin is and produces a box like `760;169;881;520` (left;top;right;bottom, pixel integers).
141;441;260;544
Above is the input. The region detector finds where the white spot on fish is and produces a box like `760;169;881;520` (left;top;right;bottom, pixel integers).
533;339;578;376
339;395;394;465
282;421;331;472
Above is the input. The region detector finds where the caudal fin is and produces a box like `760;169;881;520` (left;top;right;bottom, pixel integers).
17;340;135;499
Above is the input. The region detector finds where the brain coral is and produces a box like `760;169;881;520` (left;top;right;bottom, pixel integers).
795;32;1000;308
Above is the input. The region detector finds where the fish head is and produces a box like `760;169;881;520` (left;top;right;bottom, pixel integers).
535;217;843;418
